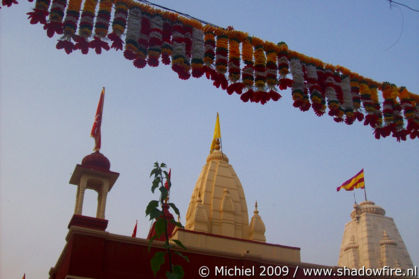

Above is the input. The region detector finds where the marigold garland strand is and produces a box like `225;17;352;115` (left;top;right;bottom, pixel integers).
10;0;419;140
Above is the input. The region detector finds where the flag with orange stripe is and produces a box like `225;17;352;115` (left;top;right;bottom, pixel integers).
336;169;365;191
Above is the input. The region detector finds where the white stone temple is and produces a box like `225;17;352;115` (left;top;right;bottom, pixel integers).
338;200;414;270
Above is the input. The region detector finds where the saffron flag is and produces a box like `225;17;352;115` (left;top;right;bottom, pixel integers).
90;88;105;152
132;220;137;237
210;113;221;152
22;274;26;279
337;169;365;192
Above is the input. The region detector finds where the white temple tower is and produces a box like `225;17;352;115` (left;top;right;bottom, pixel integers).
171;115;300;263
338;200;413;270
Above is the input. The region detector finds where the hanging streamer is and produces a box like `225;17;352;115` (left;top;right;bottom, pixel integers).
6;0;419;140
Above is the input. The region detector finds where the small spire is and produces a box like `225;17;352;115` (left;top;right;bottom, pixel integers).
254;201;259;214
210;113;221;153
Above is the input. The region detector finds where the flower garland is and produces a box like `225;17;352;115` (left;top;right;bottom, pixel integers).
22;0;418;140
252;37;269;104
399;87;418;139
191;27;205;78
171;20;189;79
360;82;384;132
2;0;18;8
277;42;293;90
74;0;97;54
226;30;245;95
124;7;142;61
240;37;254;103
183;24;193;78
341;76;355;124
89;0;112;54
134;10;151;68
148;13;163;67
264;42;281;102
56;0;82;54
413;98;419;139
306;63;325;116
381;82;398;138
44;0;66;37
203;26;216;80
161;18;173;65
27;0;50;25
389;84;407;141
289;58;308;111
349;78;364;122
213;31;228;90
324;67;344;121
370;85;383;131
108;0;128;51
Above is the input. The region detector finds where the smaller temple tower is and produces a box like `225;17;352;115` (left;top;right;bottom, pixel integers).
338;200;413;270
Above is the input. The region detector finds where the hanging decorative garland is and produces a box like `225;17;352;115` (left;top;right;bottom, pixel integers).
74;0;97;54
108;0;128;51
5;0;419;140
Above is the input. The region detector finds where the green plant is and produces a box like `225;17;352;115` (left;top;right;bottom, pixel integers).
146;162;189;279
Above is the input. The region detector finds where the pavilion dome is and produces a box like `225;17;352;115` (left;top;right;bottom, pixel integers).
81;151;110;171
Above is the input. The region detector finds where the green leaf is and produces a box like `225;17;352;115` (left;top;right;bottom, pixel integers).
151;177;161;193
168;203;180;216
174;265;185;278
145;200;159;216
166;265;184;279
159;186;168;201
150;168;158;178
150;251;165;276
170;219;184;229
154;218;166;239
172;239;187;250
149;208;162;220
160;162;167;168
174;251;190;262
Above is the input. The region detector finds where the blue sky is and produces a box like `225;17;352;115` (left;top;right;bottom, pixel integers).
1;1;418;278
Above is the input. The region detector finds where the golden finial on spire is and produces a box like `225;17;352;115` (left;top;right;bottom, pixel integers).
210;113;221;153
254;201;259;214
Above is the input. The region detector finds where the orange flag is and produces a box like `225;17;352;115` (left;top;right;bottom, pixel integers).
336;169;365;191
91;88;105;151
132;220;138;237
22;274;26;279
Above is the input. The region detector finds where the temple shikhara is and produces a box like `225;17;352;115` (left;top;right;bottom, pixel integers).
47;93;414;278
338;201;413;270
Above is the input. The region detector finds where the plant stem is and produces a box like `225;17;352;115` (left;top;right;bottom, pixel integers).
160;172;173;273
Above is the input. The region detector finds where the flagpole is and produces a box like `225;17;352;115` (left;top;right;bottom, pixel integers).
363;170;368;201
353;191;357;204
363;187;368;201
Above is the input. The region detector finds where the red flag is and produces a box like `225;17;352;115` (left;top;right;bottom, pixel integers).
91;88;105;151
164;169;171;190
132;220;137;237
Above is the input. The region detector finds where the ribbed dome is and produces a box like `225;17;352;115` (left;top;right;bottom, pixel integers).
81;151;110;171
351;200;385;219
